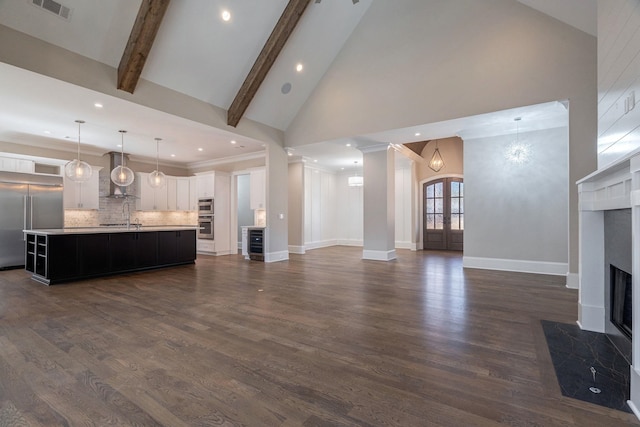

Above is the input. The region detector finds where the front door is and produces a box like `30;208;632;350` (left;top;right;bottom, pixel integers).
423;178;464;251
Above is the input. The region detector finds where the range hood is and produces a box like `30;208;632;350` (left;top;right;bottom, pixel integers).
106;151;134;198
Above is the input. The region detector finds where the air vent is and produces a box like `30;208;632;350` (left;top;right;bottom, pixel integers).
31;0;72;20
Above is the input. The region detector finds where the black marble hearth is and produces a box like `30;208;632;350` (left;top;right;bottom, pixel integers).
541;320;631;413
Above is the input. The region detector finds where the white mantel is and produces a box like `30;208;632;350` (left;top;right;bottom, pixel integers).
577;148;640;416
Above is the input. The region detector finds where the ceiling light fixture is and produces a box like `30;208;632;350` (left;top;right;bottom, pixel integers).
505;117;531;164
111;130;135;187
296;63;303;72
428;139;444;172
231;140;237;145
94;103;103;108
148;137;166;189
65;120;93;182
348;161;363;187
221;10;231;21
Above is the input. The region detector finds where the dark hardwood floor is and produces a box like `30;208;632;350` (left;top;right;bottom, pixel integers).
0;247;637;426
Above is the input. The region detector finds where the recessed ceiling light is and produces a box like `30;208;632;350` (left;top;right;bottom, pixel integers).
341;167;345;170
415;132;421;136
198;147;203;152
230;140;237;144
296;63;303;72
94;103;103;108
313;159;318;163
117;144;122;148
43;130;51;134
346;143;351;147
221;10;231;21
170;154;176;157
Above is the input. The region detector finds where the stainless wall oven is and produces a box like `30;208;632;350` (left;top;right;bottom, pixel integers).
198;198;214;215
198;215;213;239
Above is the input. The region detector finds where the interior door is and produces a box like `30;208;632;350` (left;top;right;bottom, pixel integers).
424;178;464;251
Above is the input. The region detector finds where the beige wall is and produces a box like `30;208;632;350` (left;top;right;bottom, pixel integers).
416;137;464;182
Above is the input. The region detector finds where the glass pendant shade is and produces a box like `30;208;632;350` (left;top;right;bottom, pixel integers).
428;141;444;172
111;165;135;187
148;137;166;188
65;120;92;182
348;176;363;187
148;170;166;188
111;130;135;187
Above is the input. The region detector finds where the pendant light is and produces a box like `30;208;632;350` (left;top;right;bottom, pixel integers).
148;137;166;188
506;117;531;164
64;120;92;182
348;160;363;186
111;130;135;187
428;139;444;172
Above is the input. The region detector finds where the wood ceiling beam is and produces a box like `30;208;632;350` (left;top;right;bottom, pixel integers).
117;0;171;94
227;0;312;127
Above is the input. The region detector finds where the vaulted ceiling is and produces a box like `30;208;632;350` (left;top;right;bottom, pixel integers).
0;0;595;170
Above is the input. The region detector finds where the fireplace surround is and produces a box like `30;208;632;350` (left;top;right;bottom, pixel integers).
578;152;640;417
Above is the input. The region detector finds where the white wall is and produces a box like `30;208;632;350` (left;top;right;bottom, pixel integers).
395;162;413;249
463;126;569;274
304;166;338;249
597;0;640;168
336;172;364;246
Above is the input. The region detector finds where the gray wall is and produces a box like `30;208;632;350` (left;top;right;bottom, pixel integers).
464;126;568;263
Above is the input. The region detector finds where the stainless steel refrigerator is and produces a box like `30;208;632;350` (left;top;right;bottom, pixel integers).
0;171;63;269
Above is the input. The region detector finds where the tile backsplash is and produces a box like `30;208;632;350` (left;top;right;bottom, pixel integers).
64;171;197;227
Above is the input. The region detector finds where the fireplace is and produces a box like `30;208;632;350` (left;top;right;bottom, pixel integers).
578;153;640;417
611;265;632;340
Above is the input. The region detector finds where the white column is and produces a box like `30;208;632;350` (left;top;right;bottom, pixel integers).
577;207;605;332
360;144;396;261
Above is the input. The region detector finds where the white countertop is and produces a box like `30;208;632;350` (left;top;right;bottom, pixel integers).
25;226;200;235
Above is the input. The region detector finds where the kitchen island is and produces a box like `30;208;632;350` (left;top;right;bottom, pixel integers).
24;226;197;285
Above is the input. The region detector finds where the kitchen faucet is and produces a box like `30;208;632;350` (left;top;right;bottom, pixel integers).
122;200;131;229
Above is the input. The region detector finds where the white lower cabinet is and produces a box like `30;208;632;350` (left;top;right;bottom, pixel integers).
197;239;215;253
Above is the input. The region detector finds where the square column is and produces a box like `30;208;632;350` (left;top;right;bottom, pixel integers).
360;144;396;261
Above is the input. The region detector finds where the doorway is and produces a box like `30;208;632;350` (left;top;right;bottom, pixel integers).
423;178;463;251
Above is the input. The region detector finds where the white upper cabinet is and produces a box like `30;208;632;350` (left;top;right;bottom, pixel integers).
0;156;34;173
196;173;215;198
63;166;101;210
250;168;266;210
176;177;191;211
135;172;168;211
189;176;198;210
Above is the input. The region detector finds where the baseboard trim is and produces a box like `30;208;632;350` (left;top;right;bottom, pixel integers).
462;256;568;276
395;241;413;250
337;239;363;247
288;245;306;254
305;240;338;250
362;249;397;261
565;272;579;289
264;250;289;263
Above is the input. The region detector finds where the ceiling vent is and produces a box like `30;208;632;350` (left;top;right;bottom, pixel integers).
31;0;72;20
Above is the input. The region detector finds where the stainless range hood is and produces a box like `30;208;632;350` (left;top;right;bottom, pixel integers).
106;151;134;198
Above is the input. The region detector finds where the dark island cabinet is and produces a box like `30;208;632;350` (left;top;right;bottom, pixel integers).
25;229;196;285
158;230;197;265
